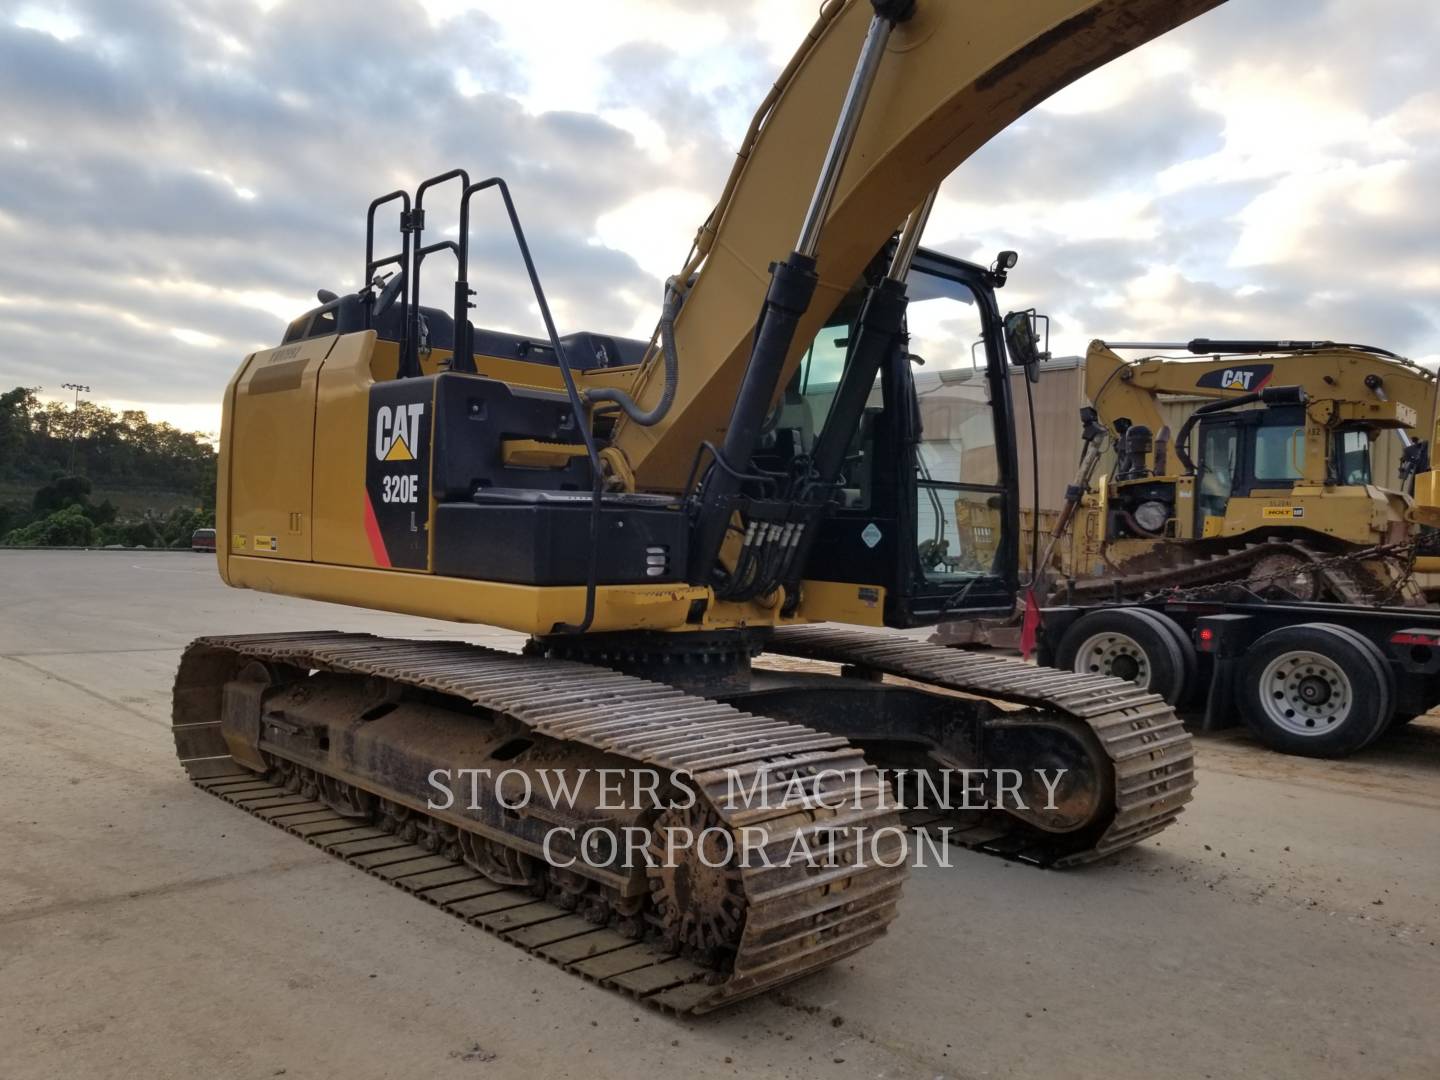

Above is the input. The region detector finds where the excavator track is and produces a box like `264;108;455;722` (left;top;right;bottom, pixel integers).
767;626;1196;866
173;627;1195;1011
932;538;1422;649
173;632;907;1015
1062;537;1404;606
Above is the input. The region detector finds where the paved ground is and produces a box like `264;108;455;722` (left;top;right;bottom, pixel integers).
1;550;1436;1080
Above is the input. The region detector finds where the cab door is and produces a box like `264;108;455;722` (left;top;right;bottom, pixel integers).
802;251;1020;627
1195;417;1239;535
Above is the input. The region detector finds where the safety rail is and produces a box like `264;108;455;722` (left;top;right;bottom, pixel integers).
363;189;412;361
362;170;604;633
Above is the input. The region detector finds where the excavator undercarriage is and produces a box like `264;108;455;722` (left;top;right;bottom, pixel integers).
174;626;1193;1012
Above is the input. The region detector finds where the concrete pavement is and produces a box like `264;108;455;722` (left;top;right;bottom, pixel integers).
1;550;1436;1079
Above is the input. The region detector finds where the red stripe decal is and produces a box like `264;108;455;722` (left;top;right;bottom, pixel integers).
363;492;391;568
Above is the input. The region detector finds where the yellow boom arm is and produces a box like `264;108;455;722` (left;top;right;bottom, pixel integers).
1085;340;1437;439
610;0;1225;492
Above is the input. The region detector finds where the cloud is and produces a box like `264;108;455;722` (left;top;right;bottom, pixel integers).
957;76;1224;202
2;0;1440;429
922;0;1440;361
0;0;664;410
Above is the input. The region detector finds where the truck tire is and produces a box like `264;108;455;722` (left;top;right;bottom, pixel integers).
1055;608;1188;705
1237;623;1393;758
1317;623;1397;749
1131;607;1198;706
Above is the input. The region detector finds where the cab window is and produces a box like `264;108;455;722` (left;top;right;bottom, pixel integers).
797;323;854;433
907;273;1003;581
1199;423;1238;519
1334;429;1371;485
1253;424;1304;482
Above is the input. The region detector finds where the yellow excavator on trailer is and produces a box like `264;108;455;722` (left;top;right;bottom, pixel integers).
933;335;1440;651
1047;338;1440;606
173;0;1220;1012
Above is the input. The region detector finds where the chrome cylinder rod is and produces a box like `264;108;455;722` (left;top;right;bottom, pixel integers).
1101;341;1193;351
887;189;939;283
795;12;896;259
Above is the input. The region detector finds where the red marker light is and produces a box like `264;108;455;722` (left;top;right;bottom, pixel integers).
1196;626;1216;653
1391;631;1440;646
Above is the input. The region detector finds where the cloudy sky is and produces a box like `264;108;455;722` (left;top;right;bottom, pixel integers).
2;0;1439;434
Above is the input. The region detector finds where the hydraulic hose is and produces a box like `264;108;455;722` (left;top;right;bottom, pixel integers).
586;285;680;426
1174;384;1306;472
1174;391;1262;472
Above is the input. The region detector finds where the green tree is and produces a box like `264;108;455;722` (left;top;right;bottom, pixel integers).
0;501;25;536
32;475;94;515
3;505;96;546
0;387;37;465
0;386;218;544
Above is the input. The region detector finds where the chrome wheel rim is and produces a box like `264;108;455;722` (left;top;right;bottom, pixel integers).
1259;650;1353;736
1073;631;1150;688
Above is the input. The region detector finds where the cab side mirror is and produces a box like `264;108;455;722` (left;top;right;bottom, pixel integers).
1004;311;1039;365
1004;309;1049;383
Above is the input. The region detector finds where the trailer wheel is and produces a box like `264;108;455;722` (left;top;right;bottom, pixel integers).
1055;608;1188;705
1316;623;1397;749
1237;623;1393;758
1132;607;1198;706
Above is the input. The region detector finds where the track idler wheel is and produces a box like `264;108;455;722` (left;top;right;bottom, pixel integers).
1247;552;1320;601
647;804;747;966
982;714;1112;835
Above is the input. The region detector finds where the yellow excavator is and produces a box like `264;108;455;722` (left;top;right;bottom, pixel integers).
172;0;1219;1012
1030;338;1439;606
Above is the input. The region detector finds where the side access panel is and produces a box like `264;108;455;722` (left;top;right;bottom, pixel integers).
314;331;388;569
227;337;332;562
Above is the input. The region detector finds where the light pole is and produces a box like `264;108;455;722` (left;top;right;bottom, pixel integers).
61;383;90;474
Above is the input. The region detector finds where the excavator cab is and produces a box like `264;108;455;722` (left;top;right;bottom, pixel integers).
764;247;1023;626
1192;405;1311;533
1191;403;1382;537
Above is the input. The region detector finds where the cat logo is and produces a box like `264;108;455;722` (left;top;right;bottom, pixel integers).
374;402;425;463
1196;364;1273;393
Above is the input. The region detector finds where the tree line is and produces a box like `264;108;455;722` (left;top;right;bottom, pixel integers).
0;387;217;547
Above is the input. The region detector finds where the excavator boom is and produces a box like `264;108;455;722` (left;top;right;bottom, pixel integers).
612;0;1225;492
1086;339;1437;441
